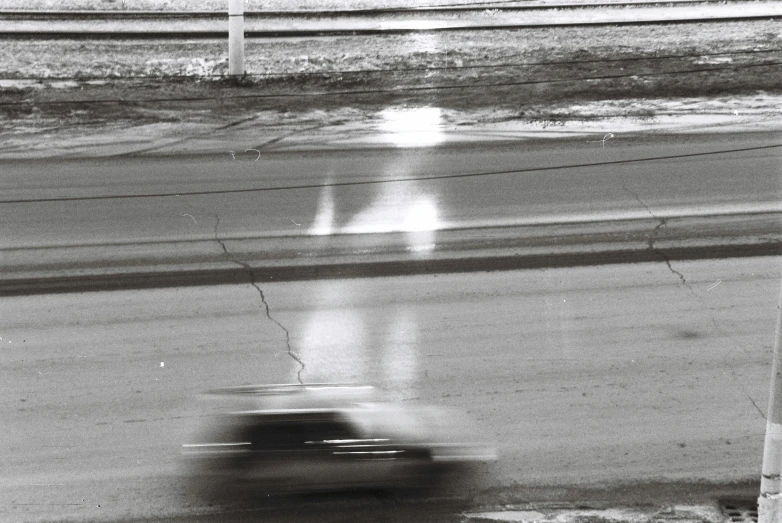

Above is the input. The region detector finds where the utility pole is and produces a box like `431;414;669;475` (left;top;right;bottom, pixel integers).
760;277;782;523
228;0;245;76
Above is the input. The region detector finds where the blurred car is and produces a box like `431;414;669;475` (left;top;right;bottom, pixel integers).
182;383;496;495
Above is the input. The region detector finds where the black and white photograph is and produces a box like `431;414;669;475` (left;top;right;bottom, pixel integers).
1;0;781;521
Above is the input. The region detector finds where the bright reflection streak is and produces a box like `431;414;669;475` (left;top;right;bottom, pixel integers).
403;198;438;232
342;188;439;253
296;282;420;396
308;179;440;248
344;189;439;234
297;282;367;383
379;107;444;148
299;308;367;383
309;184;334;236
307;110;443;251
404;198;438;252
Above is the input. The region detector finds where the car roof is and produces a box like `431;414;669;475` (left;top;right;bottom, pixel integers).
202;383;378;413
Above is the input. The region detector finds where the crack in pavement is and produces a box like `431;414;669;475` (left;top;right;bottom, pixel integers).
619;173;766;419
621;174;690;288
212;215;306;384
646;217;690;290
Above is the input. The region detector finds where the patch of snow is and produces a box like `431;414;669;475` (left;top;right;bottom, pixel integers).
466;511;546;522
694;56;734;64
50;80;80;89
0;79;44;89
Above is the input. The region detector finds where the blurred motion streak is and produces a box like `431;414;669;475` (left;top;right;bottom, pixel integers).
182;384;496;502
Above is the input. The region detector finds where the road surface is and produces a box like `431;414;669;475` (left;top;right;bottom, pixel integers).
2;131;780;521
4;133;780;245
1;256;778;522
2;133;780;291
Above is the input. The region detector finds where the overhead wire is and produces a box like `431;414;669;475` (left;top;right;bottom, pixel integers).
2;143;780;205
1;59;778;107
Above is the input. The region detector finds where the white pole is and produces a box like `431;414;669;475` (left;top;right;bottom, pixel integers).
760;277;782;523
228;0;244;76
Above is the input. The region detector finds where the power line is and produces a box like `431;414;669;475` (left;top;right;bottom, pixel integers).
3;143;779;205
3;47;779;83
1;60;778;107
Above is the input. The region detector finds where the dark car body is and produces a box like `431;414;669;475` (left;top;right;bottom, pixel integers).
183;384;495;494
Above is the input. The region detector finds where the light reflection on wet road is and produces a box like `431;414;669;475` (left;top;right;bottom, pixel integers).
310;108;444;247
298;280;420;392
378;107;445;148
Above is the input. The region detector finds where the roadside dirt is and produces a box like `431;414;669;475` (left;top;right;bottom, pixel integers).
0;21;782;121
0;20;780;150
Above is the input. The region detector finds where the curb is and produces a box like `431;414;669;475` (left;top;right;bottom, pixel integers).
2;241;779;296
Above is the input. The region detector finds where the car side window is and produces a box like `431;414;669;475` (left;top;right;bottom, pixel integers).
245;414;358;450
